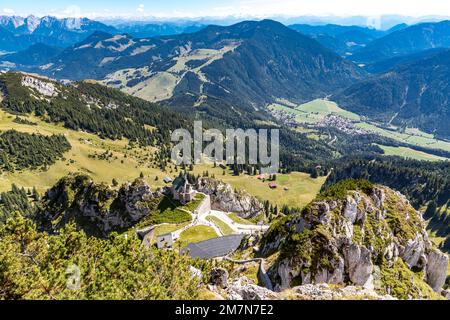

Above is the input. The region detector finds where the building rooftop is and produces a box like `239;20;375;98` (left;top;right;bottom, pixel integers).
163;177;173;183
173;175;190;190
181;234;244;259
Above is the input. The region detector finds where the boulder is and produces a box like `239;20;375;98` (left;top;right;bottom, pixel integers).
426;249;449;292
290;283;395;300
342;194;358;223
225;277;276;300
344;244;373;286
402;236;426;269
209;268;229;289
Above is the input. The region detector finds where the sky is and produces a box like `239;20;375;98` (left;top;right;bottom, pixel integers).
1;0;450;20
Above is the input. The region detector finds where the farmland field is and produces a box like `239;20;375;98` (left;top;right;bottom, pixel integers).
378;145;447;161
269;98;450;157
192;164;326;209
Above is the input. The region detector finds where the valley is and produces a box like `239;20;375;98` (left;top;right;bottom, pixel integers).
269;98;450;161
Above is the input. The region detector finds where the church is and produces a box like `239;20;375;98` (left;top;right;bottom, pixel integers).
171;175;196;204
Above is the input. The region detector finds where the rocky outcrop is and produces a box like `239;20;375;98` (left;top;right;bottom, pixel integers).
21;75;59;97
196;178;263;218
260;181;448;299
343;244;373;286
37;173;162;237
226;277;277;300
209;268;229;289
220;277;395;300
286;283;395;300
426;249;449;292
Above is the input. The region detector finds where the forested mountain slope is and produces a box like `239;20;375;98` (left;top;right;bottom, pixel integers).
40;20;364;113
334;49;450;139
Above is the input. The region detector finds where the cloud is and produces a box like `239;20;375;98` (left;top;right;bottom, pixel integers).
2;8;15;15
6;0;450;20
232;0;450;18
137;4;145;13
62;5;82;18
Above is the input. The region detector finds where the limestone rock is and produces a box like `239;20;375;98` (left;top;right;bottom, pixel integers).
343;195;358;223
22;75;59;97
426;249;449;292
260;183;449;298
38;174;162;237
197;178;263;218
226;277;277;300
209;268;229;289
289;283;396;300
402;235;427;269
344;244;373;286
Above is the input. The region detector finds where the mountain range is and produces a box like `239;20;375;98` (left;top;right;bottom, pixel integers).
0;15;117;51
288;24;390;56
335;48;450;139
350;20;450;64
1;16;450;140
114;22;206;38
34;20;364;114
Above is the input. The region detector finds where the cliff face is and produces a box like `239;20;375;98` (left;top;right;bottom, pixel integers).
196;178;263;219
37;174;162;237
260;181;448;299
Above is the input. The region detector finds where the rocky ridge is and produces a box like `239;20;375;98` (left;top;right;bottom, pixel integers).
196;177;263;219
37;174;162;237
210;276;395;300
259;180;448;299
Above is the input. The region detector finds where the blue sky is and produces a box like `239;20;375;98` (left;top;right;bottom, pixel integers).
2;0;450;19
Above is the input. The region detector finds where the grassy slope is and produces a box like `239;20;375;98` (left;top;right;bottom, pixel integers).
269;99;360;124
377;144;447;162
228;212;254;225
177;225;218;248
191;164;326;209
145;223;190;245
206;216;235;235
358;122;450;153
0;109;170;193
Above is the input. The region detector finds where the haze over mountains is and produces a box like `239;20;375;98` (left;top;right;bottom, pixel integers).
350;20;450;64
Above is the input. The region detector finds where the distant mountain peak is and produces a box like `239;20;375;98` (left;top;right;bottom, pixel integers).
0;15;118;52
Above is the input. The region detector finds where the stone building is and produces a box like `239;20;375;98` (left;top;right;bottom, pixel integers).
171;175;196;204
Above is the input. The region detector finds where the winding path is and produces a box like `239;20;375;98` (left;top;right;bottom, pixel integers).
138;195;269;248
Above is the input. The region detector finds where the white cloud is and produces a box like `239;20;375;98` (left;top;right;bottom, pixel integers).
8;0;450;20
137;4;145;13
62;5;82;18
135;0;450;19
2;8;15;15
227;0;450;18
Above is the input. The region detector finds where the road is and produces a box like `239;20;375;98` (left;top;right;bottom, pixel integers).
140;195;269;244
207;210;269;234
